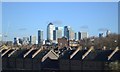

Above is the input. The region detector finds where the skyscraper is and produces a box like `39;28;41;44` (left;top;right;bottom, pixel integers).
68;29;75;40
75;32;80;41
53;27;63;43
78;32;81;40
64;26;70;39
29;36;32;44
47;23;55;41
30;35;36;44
64;26;75;40
80;32;88;39
38;30;43;45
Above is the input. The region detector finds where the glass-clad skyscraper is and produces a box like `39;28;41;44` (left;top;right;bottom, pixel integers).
47;23;55;41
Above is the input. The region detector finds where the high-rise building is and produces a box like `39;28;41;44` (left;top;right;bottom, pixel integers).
64;26;70;39
75;32;81;41
30;35;36;44
64;26;75;40
78;32;81;40
53;27;63;43
38;30;43;45
80;32;88;39
68;29;75;40
29;36;32;44
47;23;55;41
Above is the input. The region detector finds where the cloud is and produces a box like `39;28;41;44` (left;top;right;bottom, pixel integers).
18;28;27;31
52;20;62;25
98;28;108;31
80;25;88;29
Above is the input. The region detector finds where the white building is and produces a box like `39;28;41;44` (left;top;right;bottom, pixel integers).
47;23;55;41
80;31;88;39
31;35;36;44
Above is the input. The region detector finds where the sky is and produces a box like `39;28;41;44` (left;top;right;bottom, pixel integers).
2;2;118;41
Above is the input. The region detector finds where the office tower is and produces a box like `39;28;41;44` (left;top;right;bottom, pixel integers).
38;30;43;45
30;35;36;44
64;26;75;40
74;32;81;40
64;26;70;39
68;30;75;40
81;32;88;39
29;36;32;44
53;27;63;43
22;37;29;45
75;32;80;41
78;32;81;40
47;23;55;41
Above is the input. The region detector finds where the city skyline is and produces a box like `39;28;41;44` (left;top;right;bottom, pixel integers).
2;2;118;41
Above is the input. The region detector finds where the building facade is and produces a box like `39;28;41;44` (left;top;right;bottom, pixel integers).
38;30;43;45
80;32;88;39
47;23;55;41
53;27;63;43
31;35;36;44
64;26;75;40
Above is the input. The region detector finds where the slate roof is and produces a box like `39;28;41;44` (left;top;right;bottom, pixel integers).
34;50;49;60
2;49;14;58
25;49;38;58
10;49;29;58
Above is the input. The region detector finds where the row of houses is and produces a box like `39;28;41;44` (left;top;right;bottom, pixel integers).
1;46;120;71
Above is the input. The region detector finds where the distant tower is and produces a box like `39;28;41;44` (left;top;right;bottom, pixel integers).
30;35;36;44
29;36;32;44
68;29;75;40
80;32;88;39
64;26;75;40
78;32;81;40
75;32;81;41
64;26;70;39
53;27;63;43
47;23;55;41
38;30;43;45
